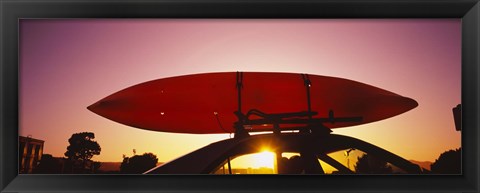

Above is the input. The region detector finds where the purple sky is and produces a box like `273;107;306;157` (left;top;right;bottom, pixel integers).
19;19;461;162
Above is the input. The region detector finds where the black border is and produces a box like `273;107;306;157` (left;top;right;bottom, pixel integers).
1;0;479;192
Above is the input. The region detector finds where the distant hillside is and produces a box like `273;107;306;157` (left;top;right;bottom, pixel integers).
409;160;432;171
98;162;121;172
99;162;164;172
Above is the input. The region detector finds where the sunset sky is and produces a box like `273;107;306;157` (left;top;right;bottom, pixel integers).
19;19;461;166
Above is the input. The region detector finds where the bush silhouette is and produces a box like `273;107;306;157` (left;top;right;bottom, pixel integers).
354;154;392;174
33;154;63;174
430;148;461;174
120;153;158;174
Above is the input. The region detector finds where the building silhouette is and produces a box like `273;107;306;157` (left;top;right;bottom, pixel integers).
19;136;44;173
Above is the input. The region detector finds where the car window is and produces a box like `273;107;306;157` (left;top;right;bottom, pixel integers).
212;151;276;174
326;149;408;174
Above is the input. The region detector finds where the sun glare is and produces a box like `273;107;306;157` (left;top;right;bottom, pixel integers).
251;150;275;168
226;149;276;171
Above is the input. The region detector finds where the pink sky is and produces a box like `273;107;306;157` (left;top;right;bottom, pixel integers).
19;19;461;163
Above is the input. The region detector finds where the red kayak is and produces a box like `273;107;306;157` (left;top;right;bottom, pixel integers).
88;72;418;134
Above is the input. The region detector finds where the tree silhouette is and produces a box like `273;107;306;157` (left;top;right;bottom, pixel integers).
120;152;158;174
354;154;392;174
64;132;101;172
430;148;461;174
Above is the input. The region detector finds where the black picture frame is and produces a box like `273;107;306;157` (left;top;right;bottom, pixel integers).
1;0;479;192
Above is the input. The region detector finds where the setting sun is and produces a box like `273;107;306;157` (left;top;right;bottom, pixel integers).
229;150;276;170
252;151;275;168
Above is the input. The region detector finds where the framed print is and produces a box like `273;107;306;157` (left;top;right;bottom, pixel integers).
1;0;479;192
